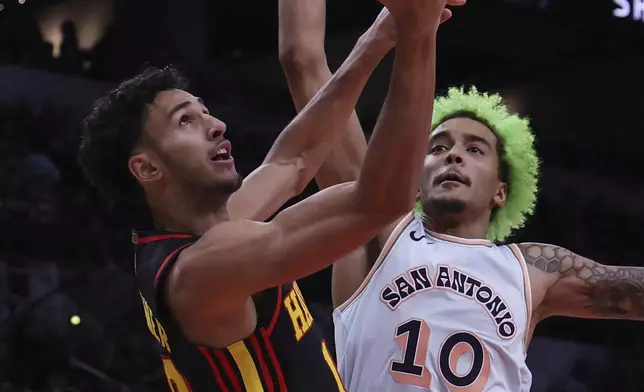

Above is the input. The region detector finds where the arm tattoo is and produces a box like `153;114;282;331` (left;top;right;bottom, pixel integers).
519;243;644;319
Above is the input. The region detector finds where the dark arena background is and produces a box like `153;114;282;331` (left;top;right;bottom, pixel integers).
2;0;644;390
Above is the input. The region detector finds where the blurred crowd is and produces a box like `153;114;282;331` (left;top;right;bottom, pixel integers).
0;101;123;266
0;16;89;78
0;99;160;391
0;8;179;84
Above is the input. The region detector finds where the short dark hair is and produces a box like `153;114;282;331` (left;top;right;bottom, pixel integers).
78;66;189;204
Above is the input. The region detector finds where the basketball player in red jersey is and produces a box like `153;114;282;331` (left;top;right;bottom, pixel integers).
78;0;465;390
283;1;644;391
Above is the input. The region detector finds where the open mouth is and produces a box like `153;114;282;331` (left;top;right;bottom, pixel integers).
212;147;231;161
434;171;469;186
211;141;232;161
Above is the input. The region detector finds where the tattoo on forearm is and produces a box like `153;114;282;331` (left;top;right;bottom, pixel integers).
519;243;644;319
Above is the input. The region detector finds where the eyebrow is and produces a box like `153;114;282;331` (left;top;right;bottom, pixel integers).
464;134;493;149
167;97;205;119
429;130;450;145
429;130;493;149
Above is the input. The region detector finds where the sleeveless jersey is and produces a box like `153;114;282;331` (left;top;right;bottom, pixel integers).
333;213;533;392
133;230;346;392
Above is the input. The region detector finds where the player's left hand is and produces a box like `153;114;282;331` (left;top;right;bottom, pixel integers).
370;6;455;45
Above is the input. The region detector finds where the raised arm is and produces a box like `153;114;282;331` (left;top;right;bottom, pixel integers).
226;11;393;222
519;242;644;321
166;4;447;346
278;0;375;189
278;0;394;308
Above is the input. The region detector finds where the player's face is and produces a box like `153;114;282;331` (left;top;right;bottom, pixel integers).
420;117;507;215
130;89;241;196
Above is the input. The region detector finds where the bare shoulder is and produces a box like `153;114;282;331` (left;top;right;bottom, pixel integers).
172;218;279;301
182;219;274;259
174;219;277;285
514;242;575;316
516;242;578;275
515;242;644;320
517;242;607;285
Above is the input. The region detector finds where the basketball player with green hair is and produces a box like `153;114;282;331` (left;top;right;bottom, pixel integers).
413;86;539;244
280;0;644;389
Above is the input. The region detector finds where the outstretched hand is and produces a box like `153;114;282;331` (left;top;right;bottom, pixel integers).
368;3;459;47
378;0;466;37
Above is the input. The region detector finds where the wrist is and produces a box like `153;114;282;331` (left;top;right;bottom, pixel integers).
393;30;437;63
395;23;439;42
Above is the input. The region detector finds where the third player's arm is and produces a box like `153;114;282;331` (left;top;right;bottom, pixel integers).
278;0;394;308
519;242;644;321
226;12;393;222
278;0;372;188
168;25;441;343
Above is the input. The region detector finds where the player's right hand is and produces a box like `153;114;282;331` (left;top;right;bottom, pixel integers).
378;0;466;37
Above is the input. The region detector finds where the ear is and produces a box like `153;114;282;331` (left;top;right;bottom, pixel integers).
492;181;508;209
128;152;162;184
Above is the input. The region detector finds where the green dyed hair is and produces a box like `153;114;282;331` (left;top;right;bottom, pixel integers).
416;86;540;243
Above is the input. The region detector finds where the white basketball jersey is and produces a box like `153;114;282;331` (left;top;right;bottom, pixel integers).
333;213;533;392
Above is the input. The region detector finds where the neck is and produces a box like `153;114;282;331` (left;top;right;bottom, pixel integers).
148;186;230;236
421;208;490;240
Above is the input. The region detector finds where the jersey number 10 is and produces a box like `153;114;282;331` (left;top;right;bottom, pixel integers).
390;319;491;391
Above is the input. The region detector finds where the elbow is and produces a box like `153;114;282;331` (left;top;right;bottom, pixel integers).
278;43;328;78
290;157;312;197
292;170;312;197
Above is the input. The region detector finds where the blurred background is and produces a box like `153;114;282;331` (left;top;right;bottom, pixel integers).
1;0;644;390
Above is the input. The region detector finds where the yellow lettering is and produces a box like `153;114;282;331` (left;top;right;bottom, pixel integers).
284;282;314;341
293;282;314;326
162;356;191;392
140;293;160;341
156;319;171;353
140;292;171;352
